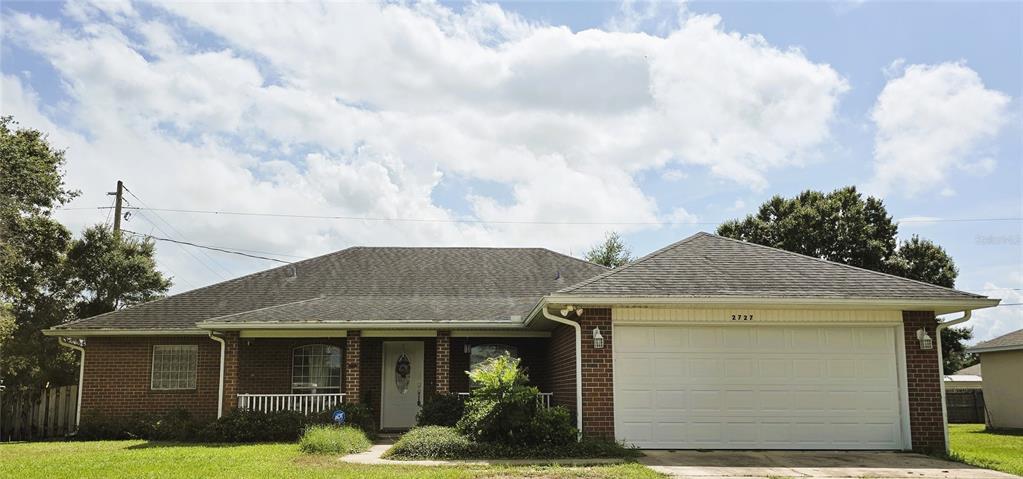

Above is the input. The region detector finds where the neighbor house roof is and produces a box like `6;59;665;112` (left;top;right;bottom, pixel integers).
968;328;1023;354
954;363;982;376
556;233;990;303
51;247;606;332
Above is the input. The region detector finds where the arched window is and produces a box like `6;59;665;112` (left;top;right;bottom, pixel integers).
292;344;341;393
469;344;519;372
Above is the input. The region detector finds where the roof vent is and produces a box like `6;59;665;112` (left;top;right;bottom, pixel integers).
284;265;298;279
554;268;562;280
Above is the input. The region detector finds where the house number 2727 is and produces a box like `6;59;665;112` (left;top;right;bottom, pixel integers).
731;314;753;321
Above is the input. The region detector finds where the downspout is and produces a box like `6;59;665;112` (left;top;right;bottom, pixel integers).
935;310;972;453
57;338;85;428
541;307;583;440
208;332;226;419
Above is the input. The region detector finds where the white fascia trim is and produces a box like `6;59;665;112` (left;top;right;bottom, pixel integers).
43;328;209;337
543;295;999;313
240;329;348;338
967;345;1023;354
198;321;529;331
451;330;551;338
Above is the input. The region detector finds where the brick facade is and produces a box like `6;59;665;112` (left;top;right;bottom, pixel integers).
436;331;451;394
578;308;614;438
546;324;577;416
903;310;945;452
237;336;345;394
79;336;220;420
344;331;361;403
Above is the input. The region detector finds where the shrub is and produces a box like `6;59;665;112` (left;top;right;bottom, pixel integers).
383;426;473;459
299;425;371;454
77;413;153;440
416;393;464;427
198;409;307;443
456;354;539;445
526;405;577;446
150;409;204;441
307;402;377;437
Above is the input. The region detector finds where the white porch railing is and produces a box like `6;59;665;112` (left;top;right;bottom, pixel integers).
456;392;553;409
237;393;346;415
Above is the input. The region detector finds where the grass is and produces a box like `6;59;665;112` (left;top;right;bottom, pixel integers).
299;425;371;455
948;424;1023;476
0;440;661;479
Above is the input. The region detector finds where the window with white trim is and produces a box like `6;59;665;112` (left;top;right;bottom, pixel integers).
292;344;342;393
151;345;198;390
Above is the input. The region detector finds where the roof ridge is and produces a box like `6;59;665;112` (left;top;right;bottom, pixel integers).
557;232;710;293
704;233;986;299
537;248;609;272
199;296;325;323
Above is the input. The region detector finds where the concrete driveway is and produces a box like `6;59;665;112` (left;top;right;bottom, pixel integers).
639;450;1020;478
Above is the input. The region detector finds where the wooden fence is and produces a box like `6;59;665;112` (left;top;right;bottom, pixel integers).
0;385;78;441
946;389;986;424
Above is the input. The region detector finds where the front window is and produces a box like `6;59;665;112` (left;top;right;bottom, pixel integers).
292;344;342;393
151;345;198;390
469;344;519;372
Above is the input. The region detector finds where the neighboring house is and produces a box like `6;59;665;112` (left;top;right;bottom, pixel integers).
944;364;983;390
46;233;999;452
967;328;1023;429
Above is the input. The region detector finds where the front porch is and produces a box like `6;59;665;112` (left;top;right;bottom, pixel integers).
225;330;567;428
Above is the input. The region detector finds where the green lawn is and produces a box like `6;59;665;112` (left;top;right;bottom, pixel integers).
949;424;1023;476
0;440;661;479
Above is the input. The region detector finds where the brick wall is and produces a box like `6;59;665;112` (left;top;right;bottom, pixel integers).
345;331;361;403
903;310;945;452
545;324;577;416
436;331;451;394
578;308;614;438
80;336;220;420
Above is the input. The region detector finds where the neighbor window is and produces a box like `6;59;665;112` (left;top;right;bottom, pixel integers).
292;344;342;393
151;345;198;390
469;344;519;372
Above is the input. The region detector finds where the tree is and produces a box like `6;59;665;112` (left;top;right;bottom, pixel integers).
585;231;633;268
0;116;172;389
718;186;971;373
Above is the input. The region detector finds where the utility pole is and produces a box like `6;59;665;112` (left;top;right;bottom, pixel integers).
108;180;124;236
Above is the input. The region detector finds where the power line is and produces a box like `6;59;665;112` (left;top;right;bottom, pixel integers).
123;230;292;264
121;187;234;279
62;205;1023;226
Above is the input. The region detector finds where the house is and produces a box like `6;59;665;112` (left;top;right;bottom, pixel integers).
46;232;998;452
944;364;982;390
967;328;1023;429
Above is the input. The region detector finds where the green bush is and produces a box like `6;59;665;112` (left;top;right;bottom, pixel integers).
456;354;540;445
416;393;464;427
199;409;308;443
383;426;473;459
307;402;377;437
384;426;639;460
526;405;577;446
299;425;371;455
77;413;153;440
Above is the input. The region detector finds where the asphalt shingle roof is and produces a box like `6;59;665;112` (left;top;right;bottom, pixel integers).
969;328;1023;352
558;232;988;300
54;247;606;330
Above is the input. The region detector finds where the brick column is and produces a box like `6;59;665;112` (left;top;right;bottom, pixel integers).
345;331;361;404
579;308;614;439
222;331;241;411
436;331;451;394
903;311;945;452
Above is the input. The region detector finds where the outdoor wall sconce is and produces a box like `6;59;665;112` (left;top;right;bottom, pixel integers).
916;329;934;350
560;305;584;317
593;327;605;349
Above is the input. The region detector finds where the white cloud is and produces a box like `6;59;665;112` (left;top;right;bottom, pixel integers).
868;61;1012;197
1;1;848;291
665;207;699;225
962;283;1022;344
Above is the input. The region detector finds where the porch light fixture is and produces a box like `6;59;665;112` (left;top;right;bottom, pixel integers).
916;329;934;350
592;327;604;349
560;305;584;317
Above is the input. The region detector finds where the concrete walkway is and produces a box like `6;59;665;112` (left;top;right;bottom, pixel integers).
340;443;626;467
639;450;1021;479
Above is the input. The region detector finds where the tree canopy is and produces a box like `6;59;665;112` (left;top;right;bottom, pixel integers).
584;231;633;268
718;186;973;374
1;116;172;389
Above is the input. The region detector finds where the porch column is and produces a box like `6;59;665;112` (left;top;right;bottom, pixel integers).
436;331;451;394
222;331;241;411
345;331;361;403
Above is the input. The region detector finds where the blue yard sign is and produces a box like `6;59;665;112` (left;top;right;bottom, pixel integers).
332;410;346;425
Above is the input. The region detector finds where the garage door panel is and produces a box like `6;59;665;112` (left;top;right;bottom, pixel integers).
614;325;904;450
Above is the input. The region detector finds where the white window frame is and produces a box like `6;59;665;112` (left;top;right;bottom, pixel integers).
291;344;342;394
151;345;198;391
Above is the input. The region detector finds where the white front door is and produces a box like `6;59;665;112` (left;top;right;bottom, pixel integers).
381;341;425;429
614;324;905;450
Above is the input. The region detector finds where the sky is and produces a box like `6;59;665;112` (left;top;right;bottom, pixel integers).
1;0;1020;343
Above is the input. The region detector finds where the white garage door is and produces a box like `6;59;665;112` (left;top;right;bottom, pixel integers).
614;325;905;449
